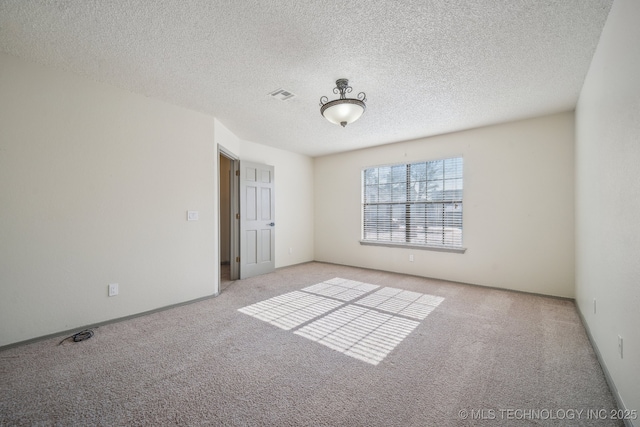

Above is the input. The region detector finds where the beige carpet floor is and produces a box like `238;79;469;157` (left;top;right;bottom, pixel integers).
0;262;622;426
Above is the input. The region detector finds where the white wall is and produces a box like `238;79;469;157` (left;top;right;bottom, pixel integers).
315;113;575;297
214;118;241;155
575;0;640;417
0;53;218;347
238;140;315;268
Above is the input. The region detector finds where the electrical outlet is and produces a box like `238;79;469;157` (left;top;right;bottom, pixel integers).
108;283;119;297
593;298;597;314
289;247;293;255
618;335;623;358
409;254;414;262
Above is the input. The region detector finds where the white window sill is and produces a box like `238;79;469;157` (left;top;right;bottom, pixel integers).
359;240;467;254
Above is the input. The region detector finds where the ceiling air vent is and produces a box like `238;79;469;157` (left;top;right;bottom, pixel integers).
268;88;295;101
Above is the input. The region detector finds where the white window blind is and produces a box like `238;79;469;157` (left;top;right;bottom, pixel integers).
362;157;463;248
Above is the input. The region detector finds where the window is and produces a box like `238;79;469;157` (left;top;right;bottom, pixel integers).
362;157;464;251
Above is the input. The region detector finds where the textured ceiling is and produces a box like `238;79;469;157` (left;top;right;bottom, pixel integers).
0;0;613;157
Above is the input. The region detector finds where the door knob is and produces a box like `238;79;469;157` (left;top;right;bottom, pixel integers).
268;222;275;226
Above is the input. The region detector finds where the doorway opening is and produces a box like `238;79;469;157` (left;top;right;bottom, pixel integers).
218;147;239;292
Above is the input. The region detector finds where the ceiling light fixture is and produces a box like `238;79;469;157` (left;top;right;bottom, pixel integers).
320;79;367;127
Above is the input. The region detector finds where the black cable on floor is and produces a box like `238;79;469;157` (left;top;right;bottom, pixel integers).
58;329;94;345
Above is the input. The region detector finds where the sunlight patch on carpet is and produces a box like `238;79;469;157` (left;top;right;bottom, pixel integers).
238;278;444;365
355;287;444;320
238;291;343;330
294;305;419;365
301;277;379;301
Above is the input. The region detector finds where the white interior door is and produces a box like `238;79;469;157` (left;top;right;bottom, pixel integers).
240;161;275;279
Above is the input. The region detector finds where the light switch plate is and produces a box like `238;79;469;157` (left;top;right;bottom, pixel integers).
108;283;119;297
187;211;199;221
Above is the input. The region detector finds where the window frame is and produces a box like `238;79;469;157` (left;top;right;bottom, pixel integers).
360;157;466;254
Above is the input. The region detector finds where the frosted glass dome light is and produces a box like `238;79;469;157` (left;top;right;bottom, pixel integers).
320;79;367;127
